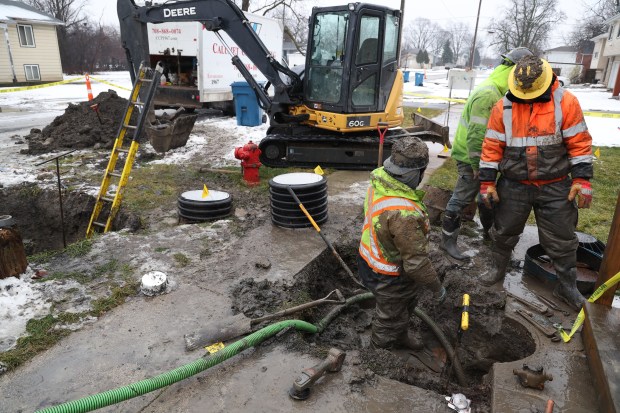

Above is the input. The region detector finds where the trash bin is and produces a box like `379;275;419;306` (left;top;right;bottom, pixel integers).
403;70;410;83
415;72;424;86
231;81;264;127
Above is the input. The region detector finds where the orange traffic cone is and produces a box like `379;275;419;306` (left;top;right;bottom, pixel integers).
85;73;94;101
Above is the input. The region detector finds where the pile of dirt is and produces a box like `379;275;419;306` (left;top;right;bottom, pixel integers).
21;90;133;155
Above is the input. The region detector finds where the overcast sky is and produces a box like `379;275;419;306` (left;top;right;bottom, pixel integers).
87;0;584;51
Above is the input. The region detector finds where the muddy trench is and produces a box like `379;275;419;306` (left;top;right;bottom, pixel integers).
229;227;536;412
0;184;139;254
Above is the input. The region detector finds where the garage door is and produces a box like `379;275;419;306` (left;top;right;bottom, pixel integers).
608;61;620;89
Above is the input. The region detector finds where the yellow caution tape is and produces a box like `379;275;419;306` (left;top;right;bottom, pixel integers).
0;76;84;93
205;342;225;354
558;271;620;342
404;92;467;104
202;184;209;198
89;76;132;91
313;165;324;176
583;111;620;118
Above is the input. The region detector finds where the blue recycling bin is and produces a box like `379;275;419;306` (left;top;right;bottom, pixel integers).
231;81;264;127
403;70;410;83
415;72;424;86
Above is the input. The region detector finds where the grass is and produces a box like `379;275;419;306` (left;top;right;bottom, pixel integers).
173;252;190;267
402;106;444;128
425;147;620;243
0;263;137;373
28;237;94;264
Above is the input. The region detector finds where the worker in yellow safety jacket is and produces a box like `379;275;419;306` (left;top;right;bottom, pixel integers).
358;136;446;350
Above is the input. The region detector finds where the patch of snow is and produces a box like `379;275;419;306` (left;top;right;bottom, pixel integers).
0;269;51;352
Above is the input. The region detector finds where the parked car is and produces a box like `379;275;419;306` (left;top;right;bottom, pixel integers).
557;75;571;87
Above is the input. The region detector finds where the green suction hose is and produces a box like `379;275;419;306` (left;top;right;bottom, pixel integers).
36;292;465;412
36;320;318;413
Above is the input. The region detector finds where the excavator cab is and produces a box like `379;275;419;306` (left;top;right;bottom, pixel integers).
301;4;402;127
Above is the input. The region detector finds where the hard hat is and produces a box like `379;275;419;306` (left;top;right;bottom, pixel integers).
501;46;534;65
508;56;554;100
383;136;429;175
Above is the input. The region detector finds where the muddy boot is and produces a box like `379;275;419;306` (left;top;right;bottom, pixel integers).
440;212;469;261
478;202;494;241
395;330;424;351
553;258;586;311
480;249;511;287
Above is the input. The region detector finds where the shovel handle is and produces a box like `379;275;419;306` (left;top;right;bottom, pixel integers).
251;289;345;324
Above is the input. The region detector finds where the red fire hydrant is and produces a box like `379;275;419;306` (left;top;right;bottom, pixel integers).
234;140;262;186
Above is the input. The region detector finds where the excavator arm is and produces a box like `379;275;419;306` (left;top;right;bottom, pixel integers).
117;0;302;116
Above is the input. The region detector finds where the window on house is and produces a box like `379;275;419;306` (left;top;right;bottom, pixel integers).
17;24;35;47
595;51;599;58
609;25;614;40
617;24;620;37
24;64;40;81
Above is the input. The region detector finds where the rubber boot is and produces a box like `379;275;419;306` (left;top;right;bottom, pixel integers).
478;202;494;241
395;330;424;351
440;212;469;261
480;249;511;287
553;258;586;311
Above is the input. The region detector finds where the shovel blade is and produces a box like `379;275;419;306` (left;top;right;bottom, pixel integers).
184;313;252;351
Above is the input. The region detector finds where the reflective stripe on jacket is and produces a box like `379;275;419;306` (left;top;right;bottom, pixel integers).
358;168;437;286
480;80;593;184
359;186;423;275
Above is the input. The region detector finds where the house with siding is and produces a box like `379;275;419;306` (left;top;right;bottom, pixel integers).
0;0;64;85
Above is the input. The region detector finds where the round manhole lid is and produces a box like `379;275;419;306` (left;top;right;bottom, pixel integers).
180;190;231;203
271;173;324;186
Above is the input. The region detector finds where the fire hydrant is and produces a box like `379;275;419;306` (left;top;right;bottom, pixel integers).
234;140;262;186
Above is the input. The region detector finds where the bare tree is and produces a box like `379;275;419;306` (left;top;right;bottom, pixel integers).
429;28;451;65
403;18;436;52
448;22;472;65
487;0;566;55
568;0;618;51
24;0;87;29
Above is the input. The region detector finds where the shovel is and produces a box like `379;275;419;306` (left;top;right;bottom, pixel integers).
184;289;346;351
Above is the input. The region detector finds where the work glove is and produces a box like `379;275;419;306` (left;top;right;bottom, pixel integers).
568;178;593;209
480;181;499;209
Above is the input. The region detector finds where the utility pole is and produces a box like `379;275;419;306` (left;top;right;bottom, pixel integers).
468;0;482;70
397;0;405;67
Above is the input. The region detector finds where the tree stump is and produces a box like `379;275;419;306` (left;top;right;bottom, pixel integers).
0;227;28;279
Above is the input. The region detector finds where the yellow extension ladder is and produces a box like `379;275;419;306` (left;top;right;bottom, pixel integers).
86;63;163;237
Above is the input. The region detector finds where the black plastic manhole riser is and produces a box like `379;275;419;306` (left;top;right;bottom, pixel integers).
269;173;328;229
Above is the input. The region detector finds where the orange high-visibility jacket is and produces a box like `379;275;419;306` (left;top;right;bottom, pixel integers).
479;80;593;185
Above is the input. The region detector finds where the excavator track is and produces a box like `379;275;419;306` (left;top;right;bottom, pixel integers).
259;126;446;170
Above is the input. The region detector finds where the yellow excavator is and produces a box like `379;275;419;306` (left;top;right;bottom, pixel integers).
118;0;448;169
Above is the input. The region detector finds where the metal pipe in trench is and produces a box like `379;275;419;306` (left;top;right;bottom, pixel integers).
36;293;466;412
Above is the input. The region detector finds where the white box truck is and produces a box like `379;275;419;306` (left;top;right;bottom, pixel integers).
146;12;283;112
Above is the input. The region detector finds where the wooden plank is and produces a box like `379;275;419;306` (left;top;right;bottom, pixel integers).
0;228;28;279
583;302;620;413
594;193;620;306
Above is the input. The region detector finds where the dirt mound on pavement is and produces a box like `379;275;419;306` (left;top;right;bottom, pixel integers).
21;90;133;155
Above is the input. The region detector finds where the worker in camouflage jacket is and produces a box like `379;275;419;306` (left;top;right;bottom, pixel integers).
441;47;534;260
358;137;446;350
479;56;593;310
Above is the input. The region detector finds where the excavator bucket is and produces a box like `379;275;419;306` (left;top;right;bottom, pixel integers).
405;113;451;149
145;108;198;153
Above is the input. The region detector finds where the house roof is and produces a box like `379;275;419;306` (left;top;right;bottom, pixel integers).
591;33;608;41
545;46;578;53
0;0;64;25
604;13;620;25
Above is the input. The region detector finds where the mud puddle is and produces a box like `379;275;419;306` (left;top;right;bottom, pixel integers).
229;223;536;412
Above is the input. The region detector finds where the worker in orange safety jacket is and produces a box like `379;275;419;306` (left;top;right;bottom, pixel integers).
478;56;593;311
